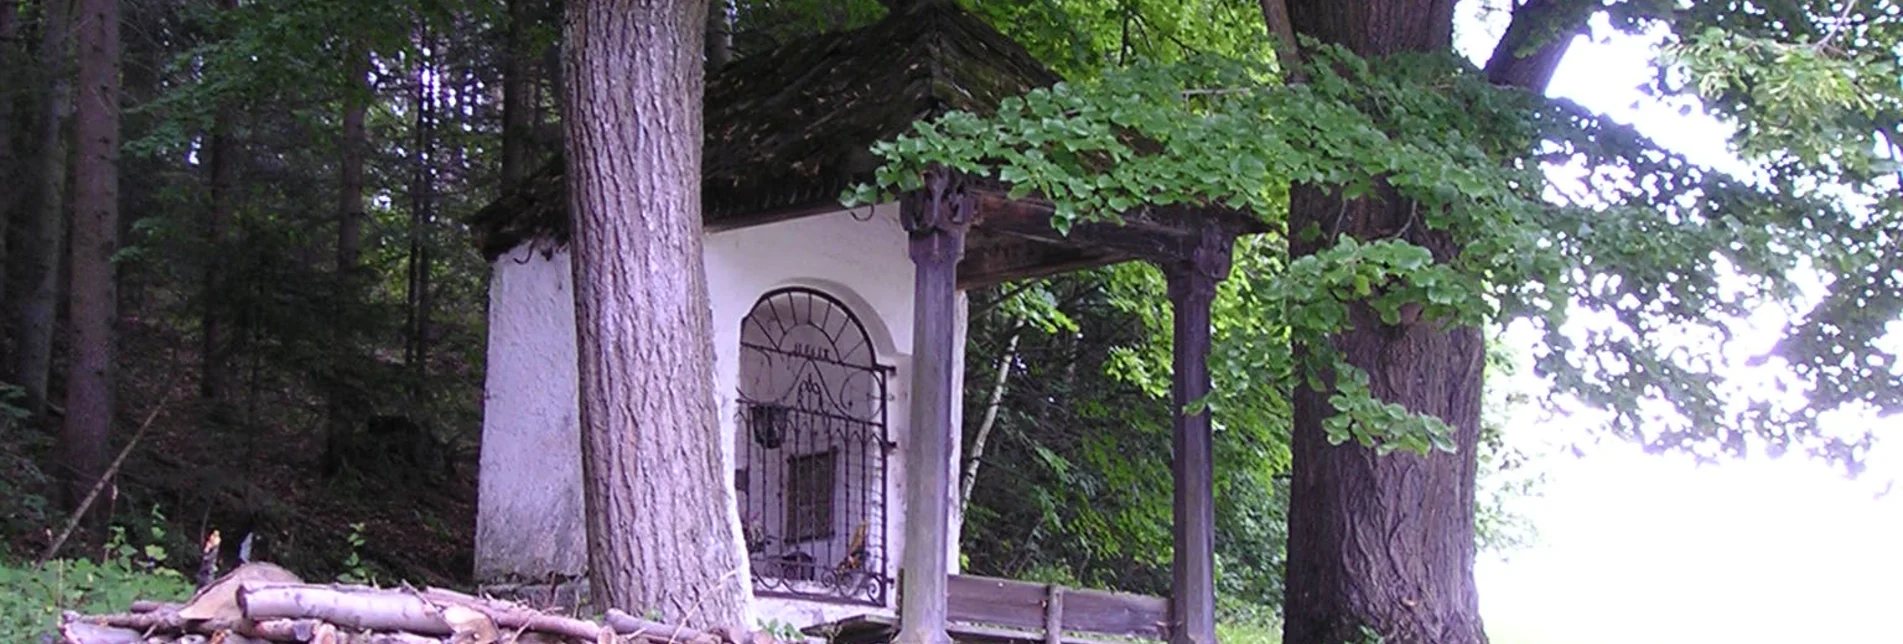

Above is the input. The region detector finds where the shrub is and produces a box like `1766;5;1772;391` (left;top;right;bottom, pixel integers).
0;557;194;641
0;507;195;642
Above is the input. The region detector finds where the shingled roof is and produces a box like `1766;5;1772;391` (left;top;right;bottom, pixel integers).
469;0;1062;261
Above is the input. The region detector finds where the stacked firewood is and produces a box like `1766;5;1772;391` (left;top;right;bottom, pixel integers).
57;562;763;644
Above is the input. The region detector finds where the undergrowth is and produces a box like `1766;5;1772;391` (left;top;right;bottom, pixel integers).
0;508;194;642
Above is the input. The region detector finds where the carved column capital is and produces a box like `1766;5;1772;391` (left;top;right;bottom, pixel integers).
902;167;975;264
1163;220;1236;303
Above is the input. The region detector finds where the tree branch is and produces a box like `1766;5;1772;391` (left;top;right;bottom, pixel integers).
1483;0;1599;91
38;385;181;565
1256;0;1301;75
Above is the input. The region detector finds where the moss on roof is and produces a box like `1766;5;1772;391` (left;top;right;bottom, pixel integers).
469;0;1061;261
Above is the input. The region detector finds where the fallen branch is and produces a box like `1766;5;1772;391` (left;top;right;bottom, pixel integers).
239;583;455;635
62;564;744;644
58;617;144;644
605;608;727;644
127;600;180;614
38;385;181;565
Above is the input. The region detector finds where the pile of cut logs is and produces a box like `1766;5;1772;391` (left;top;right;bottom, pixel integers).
57;562;763;644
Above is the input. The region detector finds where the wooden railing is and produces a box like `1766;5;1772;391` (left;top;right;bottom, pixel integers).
803;573;1170;644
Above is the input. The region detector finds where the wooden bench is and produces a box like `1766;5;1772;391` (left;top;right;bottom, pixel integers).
802;574;1170;644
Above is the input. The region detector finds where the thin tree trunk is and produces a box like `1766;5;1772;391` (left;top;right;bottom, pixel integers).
200;0;239;401
404;23;434;398
13;0;74;418
501;0;535;188
324;42;369;468
61;0;119;519
561;0;745;628
336;46;367;272
704;0;730;69
114;0;161;318
959;329;1018;513
1274;1;1586;642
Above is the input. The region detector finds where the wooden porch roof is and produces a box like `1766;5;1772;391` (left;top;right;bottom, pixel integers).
469;0;1263;287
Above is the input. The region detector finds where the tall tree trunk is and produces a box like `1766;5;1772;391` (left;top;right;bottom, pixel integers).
0;0;20;314
1275;1;1586;642
13;0;74;418
114;0;161;318
199;0;239;402
61;0;119;517
561;0;745;628
959;329;1018;514
323;43;369;473
336;47;367;273
501;0;535;188
404;22;434;398
1278;2;1478;643
704;0;730;69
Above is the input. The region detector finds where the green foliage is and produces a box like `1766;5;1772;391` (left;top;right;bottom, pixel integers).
856;19;1903;469
961;0;1271;79
0;513;193;642
336;522;377;584
1216;621;1284;644
850;45;1547;456
757;619;805;642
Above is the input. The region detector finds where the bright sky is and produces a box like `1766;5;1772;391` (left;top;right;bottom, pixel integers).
1458;15;1903;644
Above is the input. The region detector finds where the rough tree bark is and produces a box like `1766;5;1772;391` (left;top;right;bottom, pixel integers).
60;0;119;515
560;0;747;629
12;0;73;417
1273;1;1587;643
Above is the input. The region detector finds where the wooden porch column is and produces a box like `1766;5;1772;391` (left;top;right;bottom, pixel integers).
896;168;971;644
1160;222;1233;644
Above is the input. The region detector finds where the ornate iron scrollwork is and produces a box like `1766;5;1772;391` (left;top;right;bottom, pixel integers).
736;288;892;606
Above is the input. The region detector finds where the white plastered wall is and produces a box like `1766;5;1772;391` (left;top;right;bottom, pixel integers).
475;203;967;630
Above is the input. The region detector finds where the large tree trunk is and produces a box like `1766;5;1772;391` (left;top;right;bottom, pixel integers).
560;0;746;628
13;0;74;418
1278;2;1478;643
61;0;119;517
1280;184;1488;643
1275;1;1586;642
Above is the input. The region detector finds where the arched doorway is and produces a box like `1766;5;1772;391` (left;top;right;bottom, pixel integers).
735;287;891;605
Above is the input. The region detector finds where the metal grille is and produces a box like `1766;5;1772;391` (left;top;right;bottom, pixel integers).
735;288;891;605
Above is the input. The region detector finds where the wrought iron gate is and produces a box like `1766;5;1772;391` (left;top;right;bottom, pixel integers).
735;288;891;605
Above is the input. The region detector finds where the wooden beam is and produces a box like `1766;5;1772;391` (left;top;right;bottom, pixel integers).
944;574;1169;640
956;235;1131;290
970;190;1187;261
894;168;971;644
1158;222;1233;644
